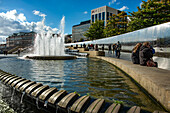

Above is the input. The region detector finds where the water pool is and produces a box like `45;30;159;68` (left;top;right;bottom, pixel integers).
0;57;164;112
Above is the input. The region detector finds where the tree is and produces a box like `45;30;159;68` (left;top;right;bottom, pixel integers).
104;11;128;37
84;20;105;40
128;0;170;31
117;11;128;34
104;14;118;37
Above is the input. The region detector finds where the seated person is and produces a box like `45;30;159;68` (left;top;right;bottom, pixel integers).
139;42;157;67
131;43;142;64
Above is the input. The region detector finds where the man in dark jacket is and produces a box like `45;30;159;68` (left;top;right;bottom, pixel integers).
139;42;153;66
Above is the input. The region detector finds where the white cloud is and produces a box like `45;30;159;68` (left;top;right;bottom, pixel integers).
119;6;129;11
33;10;40;15
33;10;46;17
108;0;116;6
0;10;29;37
0;9;59;44
18;13;26;22
84;11;88;14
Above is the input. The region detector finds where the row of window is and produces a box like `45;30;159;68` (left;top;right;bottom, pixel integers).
8;37;34;41
92;12;114;22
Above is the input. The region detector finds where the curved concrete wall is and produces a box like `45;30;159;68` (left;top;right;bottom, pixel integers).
96;56;170;112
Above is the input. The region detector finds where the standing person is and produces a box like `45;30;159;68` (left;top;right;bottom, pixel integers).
139;42;157;67
115;41;121;58
83;43;86;48
102;44;104;51
108;44;112;54
131;43;142;64
18;49;21;56
95;44;98;51
112;44;116;55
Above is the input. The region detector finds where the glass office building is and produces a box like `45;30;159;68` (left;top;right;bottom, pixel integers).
72;20;91;42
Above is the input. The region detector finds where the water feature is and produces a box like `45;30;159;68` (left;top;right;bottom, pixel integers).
34;16;65;56
0;57;165;112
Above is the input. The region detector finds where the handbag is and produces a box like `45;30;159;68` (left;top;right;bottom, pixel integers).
146;59;156;67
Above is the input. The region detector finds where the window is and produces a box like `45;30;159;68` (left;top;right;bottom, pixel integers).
102;12;105;20
99;13;101;20
110;13;112;17
95;14;98;21
107;12;109;20
92;15;94;22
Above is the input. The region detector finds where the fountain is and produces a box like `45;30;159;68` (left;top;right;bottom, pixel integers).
26;16;76;60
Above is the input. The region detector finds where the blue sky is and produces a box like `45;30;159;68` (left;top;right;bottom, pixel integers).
0;0;146;43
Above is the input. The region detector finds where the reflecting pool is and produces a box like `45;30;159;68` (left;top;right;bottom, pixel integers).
0;57;164;112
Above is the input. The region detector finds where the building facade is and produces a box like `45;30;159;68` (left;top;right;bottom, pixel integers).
6;31;36;48
72;20;91;42
91;6;121;26
72;6;126;42
65;34;72;43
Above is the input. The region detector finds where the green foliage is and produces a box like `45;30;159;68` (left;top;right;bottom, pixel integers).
104;11;128;37
79;38;84;42
74;91;81;96
112;99;124;104
84;20;105;40
128;0;170;31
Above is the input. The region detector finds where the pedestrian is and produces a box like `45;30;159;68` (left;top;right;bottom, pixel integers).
108;44;112;54
83;43;86;48
18;49;21;56
115;41;121;58
131;43;142;64
112;44;116;56
139;42;157;67
102;44;104;51
95;44;98;51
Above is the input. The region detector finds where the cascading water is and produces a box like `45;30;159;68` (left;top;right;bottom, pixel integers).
34;16;65;56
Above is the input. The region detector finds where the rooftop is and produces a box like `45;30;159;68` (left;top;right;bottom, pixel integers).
73;20;91;27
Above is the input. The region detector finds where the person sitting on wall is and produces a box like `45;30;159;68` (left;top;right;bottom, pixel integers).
131;43;142;64
139;42;157;67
